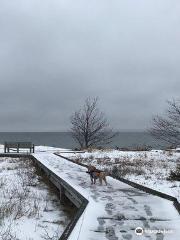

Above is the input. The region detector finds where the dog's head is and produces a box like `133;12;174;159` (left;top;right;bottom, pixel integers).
88;165;96;172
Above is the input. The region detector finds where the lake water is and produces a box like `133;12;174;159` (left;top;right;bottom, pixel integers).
0;132;168;149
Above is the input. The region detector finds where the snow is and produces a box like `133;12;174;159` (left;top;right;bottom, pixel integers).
0;155;70;240
1;145;180;239
61;149;180;201
33;151;180;240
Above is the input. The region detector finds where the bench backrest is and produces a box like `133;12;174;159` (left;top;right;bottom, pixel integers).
5;142;18;148
18;142;33;148
5;142;33;148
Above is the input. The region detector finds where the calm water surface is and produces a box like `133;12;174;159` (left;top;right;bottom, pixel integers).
0;132;168;149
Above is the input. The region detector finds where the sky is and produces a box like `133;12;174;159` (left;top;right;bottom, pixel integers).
0;0;180;132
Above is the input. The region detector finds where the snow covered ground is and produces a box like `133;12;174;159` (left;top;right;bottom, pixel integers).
0;144;179;200
33;152;180;240
0;145;180;239
0;156;71;240
60;149;180;201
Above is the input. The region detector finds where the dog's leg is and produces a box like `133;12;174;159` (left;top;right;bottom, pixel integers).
103;177;107;185
90;176;93;184
94;178;96;184
99;175;102;185
99;179;102;185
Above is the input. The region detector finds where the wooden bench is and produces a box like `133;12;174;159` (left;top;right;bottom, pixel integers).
4;142;35;153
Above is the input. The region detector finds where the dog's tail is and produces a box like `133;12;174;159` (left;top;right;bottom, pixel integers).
103;168;109;176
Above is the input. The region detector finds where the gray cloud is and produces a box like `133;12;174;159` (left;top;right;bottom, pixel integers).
0;0;180;131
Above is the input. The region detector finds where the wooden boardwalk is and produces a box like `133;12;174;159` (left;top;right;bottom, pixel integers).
33;152;180;240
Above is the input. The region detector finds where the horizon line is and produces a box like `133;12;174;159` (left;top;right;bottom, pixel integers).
0;130;147;133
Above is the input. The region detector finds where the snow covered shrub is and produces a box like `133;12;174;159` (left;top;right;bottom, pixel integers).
166;150;173;157
110;164;145;178
168;164;180;181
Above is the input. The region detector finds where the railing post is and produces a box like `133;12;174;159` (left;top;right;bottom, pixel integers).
60;185;67;205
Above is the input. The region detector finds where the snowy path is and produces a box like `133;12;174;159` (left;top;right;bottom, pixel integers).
33;153;180;240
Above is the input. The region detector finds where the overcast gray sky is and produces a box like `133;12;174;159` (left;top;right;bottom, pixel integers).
0;0;180;131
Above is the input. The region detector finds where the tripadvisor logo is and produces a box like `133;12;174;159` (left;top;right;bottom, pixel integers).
135;227;143;235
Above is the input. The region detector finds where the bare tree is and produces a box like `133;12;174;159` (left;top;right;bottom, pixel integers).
70;97;117;148
148;98;180;148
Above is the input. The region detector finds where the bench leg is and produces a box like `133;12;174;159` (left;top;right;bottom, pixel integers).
17;147;19;153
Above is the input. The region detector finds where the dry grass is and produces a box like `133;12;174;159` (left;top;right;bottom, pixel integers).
70;151;173;180
0;157;74;240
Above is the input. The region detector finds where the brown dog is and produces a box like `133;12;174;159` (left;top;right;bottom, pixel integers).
87;166;109;185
